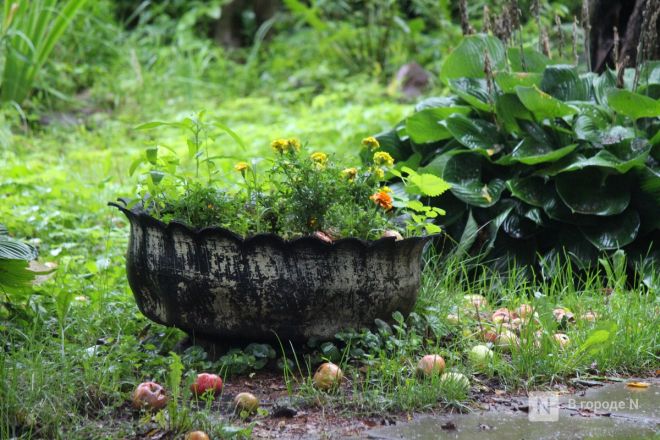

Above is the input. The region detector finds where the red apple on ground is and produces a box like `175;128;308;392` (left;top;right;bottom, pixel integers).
132;381;168;410
492;308;516;324
234;392;259;413
496;330;520;351
190;373;223;397
382;230;404;241
416;354;445;376
553;307;575;323
313;363;343;390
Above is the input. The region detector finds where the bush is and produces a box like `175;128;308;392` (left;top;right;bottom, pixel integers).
369;34;659;275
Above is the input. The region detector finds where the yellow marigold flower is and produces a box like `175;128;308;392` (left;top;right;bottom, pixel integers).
271;138;288;153
370;190;393;211
362;136;380;151
287;138;301;151
373;151;394;167
234;161;250;172
310;152;328;166
341;167;358;180
381;186;392;193
372;167;385;180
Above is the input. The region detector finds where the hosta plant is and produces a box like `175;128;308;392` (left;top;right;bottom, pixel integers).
368;35;659;276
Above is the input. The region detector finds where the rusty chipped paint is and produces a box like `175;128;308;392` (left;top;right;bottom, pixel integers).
110;201;435;342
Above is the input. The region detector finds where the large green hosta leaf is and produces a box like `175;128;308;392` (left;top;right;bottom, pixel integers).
440;34;506;82
555;169;630;216
448;78;492;111
507;176;553;207
580;209;641;250
445;113;500;155
442;153;506;207
405;107;471;144
494;94;533;134
608;90;660;119
516;85;578;118
371;126;412;162
495;72;542;93
507;47;550;73
540;65;592;101
507;139;578;165
0;235;37;260
548;148;650;175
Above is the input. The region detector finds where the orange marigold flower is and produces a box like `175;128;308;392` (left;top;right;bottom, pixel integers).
370;190;393;211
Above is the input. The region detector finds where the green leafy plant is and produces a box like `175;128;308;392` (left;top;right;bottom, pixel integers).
369;34;659;274
0;0;88;105
129;116;450;240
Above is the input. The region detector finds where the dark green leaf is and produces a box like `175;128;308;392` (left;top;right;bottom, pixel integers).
443;153;506;207
509;139;578;165
580;210;640;250
445;113;500;154
494;93;533;133
540;65;591;101
448;78;492;111
555;169;630;216
507;176;553;207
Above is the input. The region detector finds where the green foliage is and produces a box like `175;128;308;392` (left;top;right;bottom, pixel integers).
371;34;660;274
130;116;449;239
0;0;88;105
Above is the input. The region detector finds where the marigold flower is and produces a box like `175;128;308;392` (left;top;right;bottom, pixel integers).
310;152;328;167
271;138;301;154
373;151;394;167
373;167;385;180
341;167;358;180
362;136;380;150
380;186;392;193
370;190;393;211
234;161;250;172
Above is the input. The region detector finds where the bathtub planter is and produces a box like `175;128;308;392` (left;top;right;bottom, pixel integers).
110;201;434;342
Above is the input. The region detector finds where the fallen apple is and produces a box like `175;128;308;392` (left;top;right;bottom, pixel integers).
313;231;333;243
313;362;343;390
416;354;445;376
440;372;470;391
190;373;223;397
382;230;404;241
468;345;493;369
185;431;210;440
492;308;516;324
132;381;168;410
516;304;534;319
553;333;570;348
553;307;575;323
480;329;498;343
581;311;597;322
234;392;259;413
446;313;461;325
495;330;520;351
463;294;488;309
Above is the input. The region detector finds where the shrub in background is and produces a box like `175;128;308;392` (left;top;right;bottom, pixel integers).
369;35;659;277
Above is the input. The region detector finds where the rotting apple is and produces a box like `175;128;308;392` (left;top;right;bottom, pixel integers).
190;373;223;397
495;330;520;351
234;392;259;413
581;311;597;322
446;313;461;325
382;230;404;241
553;333;570;348
313;362;343;390
416;354;446;376
492;308;516;324
553;307;575;323
468;345;494;369
463;294;488;309
132;381;168;410
440;372;470;391
185;431;210;440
